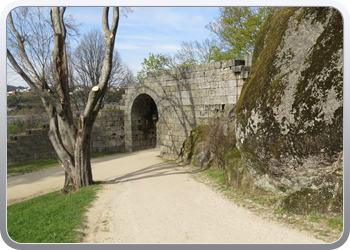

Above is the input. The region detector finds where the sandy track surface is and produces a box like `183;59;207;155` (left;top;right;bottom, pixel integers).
8;149;324;243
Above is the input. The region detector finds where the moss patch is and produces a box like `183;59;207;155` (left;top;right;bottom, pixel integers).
282;187;343;215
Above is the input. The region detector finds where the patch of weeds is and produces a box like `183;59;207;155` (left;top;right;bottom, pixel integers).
275;205;287;214
258;198;266;205
309;213;325;222
326;215;343;232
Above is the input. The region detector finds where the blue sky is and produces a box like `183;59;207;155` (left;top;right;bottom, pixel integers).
8;7;220;87
68;7;219;74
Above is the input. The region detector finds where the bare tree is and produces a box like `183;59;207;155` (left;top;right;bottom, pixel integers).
175;38;219;65
69;28;132;111
7;7;120;191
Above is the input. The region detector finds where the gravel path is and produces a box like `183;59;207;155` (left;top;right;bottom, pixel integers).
7;149;324;243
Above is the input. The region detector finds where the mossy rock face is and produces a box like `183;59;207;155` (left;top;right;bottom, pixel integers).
282;175;343;215
181;126;210;168
235;7;343;196
225;148;280;196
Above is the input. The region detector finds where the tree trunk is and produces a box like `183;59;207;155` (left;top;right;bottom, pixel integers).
73;114;94;189
7;7;120;193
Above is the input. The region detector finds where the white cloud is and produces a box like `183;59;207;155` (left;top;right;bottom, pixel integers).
117;35;154;40
155;44;182;51
114;43;146;50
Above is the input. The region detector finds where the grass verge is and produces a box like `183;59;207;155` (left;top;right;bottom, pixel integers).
7;151;124;177
7;183;101;243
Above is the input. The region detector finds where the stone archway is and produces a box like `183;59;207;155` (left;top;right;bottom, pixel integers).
130;94;159;151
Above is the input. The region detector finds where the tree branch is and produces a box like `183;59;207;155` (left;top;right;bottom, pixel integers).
7;12;42;85
7;49;59;108
83;7;119;118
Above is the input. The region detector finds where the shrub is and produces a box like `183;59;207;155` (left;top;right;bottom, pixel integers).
7;125;21;136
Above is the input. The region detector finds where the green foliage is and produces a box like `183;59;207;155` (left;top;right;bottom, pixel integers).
105;89;125;103
177;58;199;68
207;7;273;60
7;95;19;107
7;94;30;107
136;7;272;76
7;117;41;138
7;125;21;136
136;53;172;81
7;92;45;115
7;184;101;243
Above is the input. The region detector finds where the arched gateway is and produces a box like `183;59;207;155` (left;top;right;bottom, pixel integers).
124;88;162;153
122;57;251;157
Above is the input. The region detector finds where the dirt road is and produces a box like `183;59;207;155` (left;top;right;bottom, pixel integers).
7;149;324;243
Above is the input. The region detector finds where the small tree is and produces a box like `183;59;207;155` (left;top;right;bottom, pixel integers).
136;52;174;82
7;7;121;191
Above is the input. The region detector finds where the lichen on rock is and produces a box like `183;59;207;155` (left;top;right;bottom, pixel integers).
233;7;343;214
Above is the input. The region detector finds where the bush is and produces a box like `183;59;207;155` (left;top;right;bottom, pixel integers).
7;125;21;136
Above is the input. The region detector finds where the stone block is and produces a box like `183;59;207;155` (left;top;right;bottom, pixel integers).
208;89;216;97
228;95;237;104
199;81;211;89
210;81;219;89
190;83;199;90
232;65;243;73
216;88;227;96
227;80;237;88
219;96;228;104
7;157;16;165
16;154;28;162
213;61;222;69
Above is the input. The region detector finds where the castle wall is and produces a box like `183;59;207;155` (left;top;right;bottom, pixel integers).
7;57;250;165
7;110;125;165
122;56;250;156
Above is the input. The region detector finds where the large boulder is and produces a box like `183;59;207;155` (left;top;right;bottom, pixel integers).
234;7;343;214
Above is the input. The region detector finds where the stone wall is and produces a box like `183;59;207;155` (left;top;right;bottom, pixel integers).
7;57;250;164
90;110;125;154
122;56;251;157
7;129;57;165
7;110;125;165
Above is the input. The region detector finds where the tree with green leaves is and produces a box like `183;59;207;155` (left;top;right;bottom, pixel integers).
136;53;174;81
206;7;272;60
137;7;272;81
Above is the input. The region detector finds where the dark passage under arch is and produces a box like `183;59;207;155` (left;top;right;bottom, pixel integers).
131;94;159;151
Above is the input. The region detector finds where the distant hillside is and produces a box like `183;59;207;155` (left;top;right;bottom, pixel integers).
7;85;26;92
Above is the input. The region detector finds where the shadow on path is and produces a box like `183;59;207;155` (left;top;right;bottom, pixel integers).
101;162;190;184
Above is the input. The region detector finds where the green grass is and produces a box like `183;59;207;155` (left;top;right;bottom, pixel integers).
203;168;225;186
274;205;287;214
91;151;124;158
7;183;101;243
7;151;124;176
327;215;343;232
7;158;60;176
